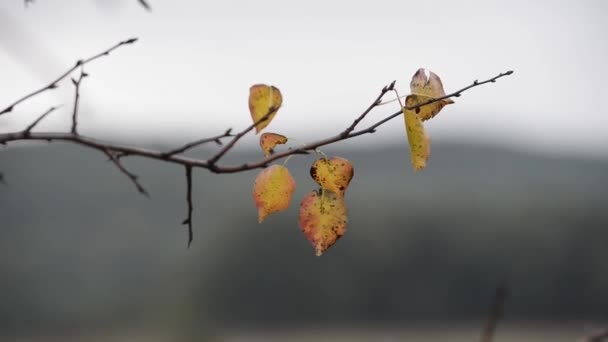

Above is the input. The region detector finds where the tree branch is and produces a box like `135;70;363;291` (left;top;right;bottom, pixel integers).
0;71;513;174
70;68;88;134
103;149;149;197
23;106;61;135
0;37;513;244
182;166;194;247
162;128;233;158
0;37;137;116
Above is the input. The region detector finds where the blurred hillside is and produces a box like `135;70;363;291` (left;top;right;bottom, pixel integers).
0;142;607;338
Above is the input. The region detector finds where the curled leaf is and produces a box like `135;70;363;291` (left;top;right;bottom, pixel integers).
260;132;288;157
249;84;282;134
408;68;454;121
403;104;430;171
252;165;295;223
299;189;348;256
310;157;354;198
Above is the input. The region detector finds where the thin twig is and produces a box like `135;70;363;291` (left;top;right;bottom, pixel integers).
103;149;150;197
162;128;233;157
70;69;88;134
0;38;137;116
207;107;278;168
480;283;509;342
23;106;61;135
340;80;394;137
182;166;194;247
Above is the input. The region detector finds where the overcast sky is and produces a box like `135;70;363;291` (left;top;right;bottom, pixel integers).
0;0;606;158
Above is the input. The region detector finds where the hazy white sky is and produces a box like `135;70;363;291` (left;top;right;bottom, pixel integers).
0;0;606;157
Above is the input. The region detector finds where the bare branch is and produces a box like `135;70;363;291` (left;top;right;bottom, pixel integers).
341;80;395;137
103;149;150;197
206;107;278;168
182;166;194;247
0;38;137;116
479;283;509;342
23;105;60;135
70;69;88;134
162;129;234;158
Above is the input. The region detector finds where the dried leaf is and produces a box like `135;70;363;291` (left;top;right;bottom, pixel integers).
408;68;454;121
249;84;282;134
310;157;354;198
252;165;295;223
299;189;348;256
403;105;430;171
260;133;288;157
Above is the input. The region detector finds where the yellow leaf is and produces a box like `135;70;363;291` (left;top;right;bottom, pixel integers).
249;84;282;134
408;68;454;121
309;157;354;198
403;106;430;171
252;165;295;223
259;132;288;157
299;189;347;256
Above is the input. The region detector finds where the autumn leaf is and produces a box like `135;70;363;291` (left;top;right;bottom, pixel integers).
408;68;454;121
403;104;430;171
310;157;354;198
252;164;295;223
259;133;288;157
299;189;348;256
249;84;282;134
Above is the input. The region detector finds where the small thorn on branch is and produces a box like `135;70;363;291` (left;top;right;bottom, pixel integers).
183;166;194;247
124;37;139;45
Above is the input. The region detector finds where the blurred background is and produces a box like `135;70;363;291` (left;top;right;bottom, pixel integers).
1;0;607;341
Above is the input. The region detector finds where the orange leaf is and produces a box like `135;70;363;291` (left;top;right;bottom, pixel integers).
259;132;288;157
249;84;282;134
408;68;454;121
299;189;348;256
403;106;430;171
252;165;295;223
310;157;354;198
